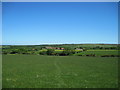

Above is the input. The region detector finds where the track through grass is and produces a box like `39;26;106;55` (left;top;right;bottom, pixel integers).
54;58;66;87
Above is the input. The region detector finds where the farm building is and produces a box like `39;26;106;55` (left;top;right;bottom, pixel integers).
75;48;83;51
45;47;64;50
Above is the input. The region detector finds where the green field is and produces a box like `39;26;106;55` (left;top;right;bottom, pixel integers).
3;55;118;88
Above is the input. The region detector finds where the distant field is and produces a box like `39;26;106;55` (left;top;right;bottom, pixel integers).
40;50;81;52
2;55;118;88
74;50;118;56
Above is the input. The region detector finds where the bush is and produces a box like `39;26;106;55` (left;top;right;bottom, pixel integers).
101;55;119;57
86;54;96;57
39;51;47;55
78;55;82;56
60;50;76;56
10;51;18;54
2;51;8;55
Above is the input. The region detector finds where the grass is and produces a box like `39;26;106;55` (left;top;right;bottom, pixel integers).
2;55;118;88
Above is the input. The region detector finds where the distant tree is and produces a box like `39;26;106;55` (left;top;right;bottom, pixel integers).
10;50;18;54
104;47;109;50
60;47;76;56
110;47;117;49
46;49;55;55
39;51;47;55
79;47;83;49
99;47;103;49
83;48;87;51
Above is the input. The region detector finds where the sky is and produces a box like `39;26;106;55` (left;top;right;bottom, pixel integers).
2;2;118;45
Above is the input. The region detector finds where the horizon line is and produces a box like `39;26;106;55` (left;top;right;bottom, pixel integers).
1;43;119;46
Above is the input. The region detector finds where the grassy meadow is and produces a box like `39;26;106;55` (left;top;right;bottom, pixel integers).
2;55;118;88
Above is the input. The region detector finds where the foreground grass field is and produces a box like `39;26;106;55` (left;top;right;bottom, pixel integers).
2;55;118;88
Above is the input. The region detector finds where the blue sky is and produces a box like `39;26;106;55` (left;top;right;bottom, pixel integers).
2;2;118;45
